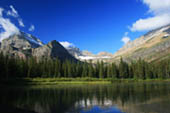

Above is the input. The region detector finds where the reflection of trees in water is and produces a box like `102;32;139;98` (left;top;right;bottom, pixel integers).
0;83;170;113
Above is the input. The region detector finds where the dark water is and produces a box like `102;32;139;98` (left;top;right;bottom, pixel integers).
1;82;170;113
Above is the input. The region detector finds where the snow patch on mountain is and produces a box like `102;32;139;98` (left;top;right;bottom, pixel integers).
78;56;96;60
78;56;111;60
22;32;43;46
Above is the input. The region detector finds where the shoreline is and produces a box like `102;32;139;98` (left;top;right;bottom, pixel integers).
1;78;170;85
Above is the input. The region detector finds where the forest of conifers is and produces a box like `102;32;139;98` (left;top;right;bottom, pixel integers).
0;52;169;80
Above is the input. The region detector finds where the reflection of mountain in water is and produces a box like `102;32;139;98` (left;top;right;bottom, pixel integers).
80;106;123;113
75;98;113;108
69;98;122;113
1;83;170;113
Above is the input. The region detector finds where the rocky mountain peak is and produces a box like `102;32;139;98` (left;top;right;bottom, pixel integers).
47;40;61;48
97;52;113;57
82;50;94;56
112;25;170;62
64;45;113;63
20;31;44;46
66;46;82;58
1;31;44;51
32;40;77;61
0;32;77;61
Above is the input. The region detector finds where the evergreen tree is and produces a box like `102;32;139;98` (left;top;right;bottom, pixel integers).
54;58;61;77
88;61;94;78
107;65;111;78
99;61;104;78
82;62;88;77
119;58;129;78
1;52;170;80
62;62;67;77
112;63;119;78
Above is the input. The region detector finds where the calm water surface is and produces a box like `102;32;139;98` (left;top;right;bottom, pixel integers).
1;82;170;113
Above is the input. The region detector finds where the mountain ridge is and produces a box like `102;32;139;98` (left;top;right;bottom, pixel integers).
65;46;113;62
0;31;77;61
1;24;170;63
112;25;170;62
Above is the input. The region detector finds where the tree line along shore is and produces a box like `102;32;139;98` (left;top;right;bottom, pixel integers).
0;53;170;84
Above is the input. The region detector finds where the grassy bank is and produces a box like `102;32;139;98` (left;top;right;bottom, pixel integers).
1;78;170;85
0;78;111;85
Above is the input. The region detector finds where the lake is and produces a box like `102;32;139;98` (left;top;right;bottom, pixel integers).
1;82;170;113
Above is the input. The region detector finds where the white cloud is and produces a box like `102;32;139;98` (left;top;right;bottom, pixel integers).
143;0;170;14
0;17;19;41
18;19;24;27
29;25;35;31
121;32;130;44
122;36;130;44
7;5;19;18
7;5;25;27
131;14;170;31
59;41;74;48
0;6;19;41
130;0;170;31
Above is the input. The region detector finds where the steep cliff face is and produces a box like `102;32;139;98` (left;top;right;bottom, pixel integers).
32;40;77;61
112;25;170;62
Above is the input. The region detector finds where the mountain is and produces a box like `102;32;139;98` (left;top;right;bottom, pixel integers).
1;32;43;50
112;25;170;62
2;24;170;63
32;40;77;61
65;46;113;62
0;31;76;61
66;46;83;58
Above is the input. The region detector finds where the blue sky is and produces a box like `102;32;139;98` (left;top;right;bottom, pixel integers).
0;0;170;54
